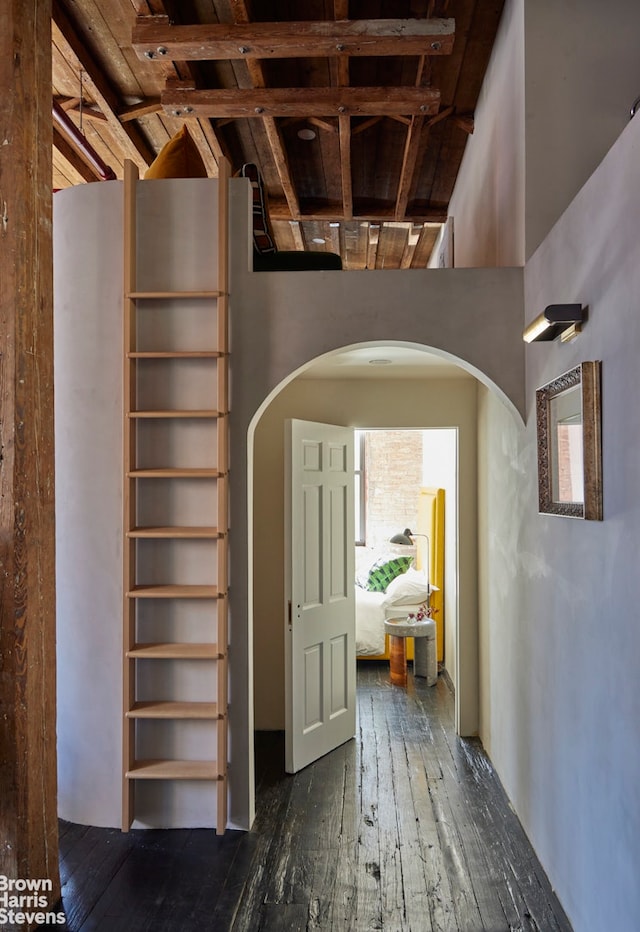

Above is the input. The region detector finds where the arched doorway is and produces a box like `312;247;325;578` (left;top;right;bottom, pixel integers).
248;342;487;792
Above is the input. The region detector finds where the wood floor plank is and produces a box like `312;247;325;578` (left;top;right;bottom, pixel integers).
354;690;384;930
326;738;358;929
58;665;572;932
384;685;438;932
371;688;410;931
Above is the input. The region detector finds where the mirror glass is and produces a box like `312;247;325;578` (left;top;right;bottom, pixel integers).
549;384;583;503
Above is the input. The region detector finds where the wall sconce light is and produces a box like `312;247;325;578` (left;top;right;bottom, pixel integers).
523;304;586;343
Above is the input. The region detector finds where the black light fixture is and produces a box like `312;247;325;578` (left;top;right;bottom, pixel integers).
523;304;586;343
390;527;414;546
390;528;430;585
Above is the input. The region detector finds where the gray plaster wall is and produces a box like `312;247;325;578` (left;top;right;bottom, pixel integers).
481;104;640;932
228;180;525;826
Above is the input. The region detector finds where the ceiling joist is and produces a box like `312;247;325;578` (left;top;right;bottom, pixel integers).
163;86;441;120
50;0;504;270
229;0;300;221
133;18;455;62
52;0;155;172
266;201;447;224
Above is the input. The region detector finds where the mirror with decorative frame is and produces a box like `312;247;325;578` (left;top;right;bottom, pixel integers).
536;361;602;519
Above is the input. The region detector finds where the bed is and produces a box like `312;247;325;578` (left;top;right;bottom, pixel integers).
356;487;445;662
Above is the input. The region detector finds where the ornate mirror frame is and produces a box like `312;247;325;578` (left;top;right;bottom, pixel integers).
536;361;603;520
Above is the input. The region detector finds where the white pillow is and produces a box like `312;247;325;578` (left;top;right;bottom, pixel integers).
382;568;430;606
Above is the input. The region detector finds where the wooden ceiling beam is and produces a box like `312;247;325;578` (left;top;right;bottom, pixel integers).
267;201;447;224
394;46;437;221
55;96;108;123
132;18;455;61
53;126;103;182
229;0;300;223
395;115;426;220
119;98;163;121
339;114;353;220
352;116;384;136
52;0;155;173
127;2;230;175
332;3;352;223
163;86;441;119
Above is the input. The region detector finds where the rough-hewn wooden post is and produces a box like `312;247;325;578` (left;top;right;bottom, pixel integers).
0;0;60;903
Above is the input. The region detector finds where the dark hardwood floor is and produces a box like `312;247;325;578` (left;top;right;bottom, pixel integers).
57;663;572;931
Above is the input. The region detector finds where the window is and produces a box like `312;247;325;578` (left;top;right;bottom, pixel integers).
354;430;366;545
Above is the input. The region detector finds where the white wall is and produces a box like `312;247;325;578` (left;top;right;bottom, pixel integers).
252;380;476;730
447;0;525;268
483;108;640;932
524;0;640;257
54;183;123;828
450;0;640;267
55;180;228;830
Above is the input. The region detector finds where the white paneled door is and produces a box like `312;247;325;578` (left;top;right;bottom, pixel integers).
285;419;355;773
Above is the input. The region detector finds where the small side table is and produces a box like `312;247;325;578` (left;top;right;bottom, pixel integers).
384;617;437;688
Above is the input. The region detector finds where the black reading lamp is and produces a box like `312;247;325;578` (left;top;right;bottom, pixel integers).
390;528;414;546
390;528;430;585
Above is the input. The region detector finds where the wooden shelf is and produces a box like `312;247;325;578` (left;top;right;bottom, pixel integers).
126;290;224;300
127;468;223;479
128;409;221;419
127;585;220;599
126;701;221;719
128;351;225;359
126;760;222;781
127;643;221;660
127;526;223;538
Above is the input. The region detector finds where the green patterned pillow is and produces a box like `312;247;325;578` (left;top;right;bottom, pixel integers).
366;556;413;593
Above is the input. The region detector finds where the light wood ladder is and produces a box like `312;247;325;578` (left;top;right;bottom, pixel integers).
122;158;230;834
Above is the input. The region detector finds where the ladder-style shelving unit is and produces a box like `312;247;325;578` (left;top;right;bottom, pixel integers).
122;158;230;834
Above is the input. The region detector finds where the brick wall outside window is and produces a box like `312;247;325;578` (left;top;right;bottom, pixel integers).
364;430;423;554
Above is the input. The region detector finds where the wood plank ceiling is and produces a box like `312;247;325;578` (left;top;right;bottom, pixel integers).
52;0;505;270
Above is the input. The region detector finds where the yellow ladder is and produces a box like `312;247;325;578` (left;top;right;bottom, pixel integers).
122;158;230;834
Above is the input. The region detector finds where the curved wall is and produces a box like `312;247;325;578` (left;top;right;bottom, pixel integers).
54;183;123;827
54;179;525;831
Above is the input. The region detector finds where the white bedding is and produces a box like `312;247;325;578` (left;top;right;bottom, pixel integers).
355;587;387;656
355;569;432;656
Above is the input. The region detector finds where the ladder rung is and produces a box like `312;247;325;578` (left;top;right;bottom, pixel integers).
127;701;221;719
122;159;230;834
128;351;225;358
126;760;222;780
127;585;220;599
127;643;222;660
127;526;223;538
126;290;225;300
128;409;221;419
128;468;223;479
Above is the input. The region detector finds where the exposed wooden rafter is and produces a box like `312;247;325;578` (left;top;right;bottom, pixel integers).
267;202;447;224
53;126;104;181
132;18;456;61
52;0;154;172
163;86;441;119
126;1;229;174
395;52;430;221
396;115;426;221
229;0;300;221
333;0;352;221
50;0;504;270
